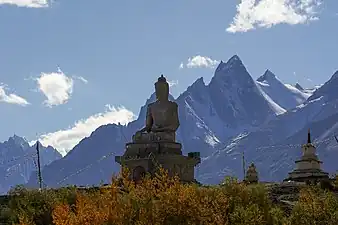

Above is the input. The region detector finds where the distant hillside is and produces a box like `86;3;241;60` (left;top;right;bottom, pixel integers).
0;136;61;194
25;55;328;189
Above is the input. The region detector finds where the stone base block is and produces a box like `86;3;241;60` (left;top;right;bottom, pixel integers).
115;147;200;183
124;142;182;158
286;169;329;183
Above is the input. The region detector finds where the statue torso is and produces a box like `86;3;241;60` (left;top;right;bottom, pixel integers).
149;100;177;128
132;100;179;143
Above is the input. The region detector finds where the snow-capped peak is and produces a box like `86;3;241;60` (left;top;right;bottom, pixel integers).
257;70;280;83
256;70;310;110
20;54;337;189
215;55;244;74
9;134;27;142
186;77;205;93
307;70;338;102
227;54;242;65
7;135;29;149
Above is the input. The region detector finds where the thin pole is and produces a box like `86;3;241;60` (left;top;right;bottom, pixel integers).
242;150;246;181
36;141;42;190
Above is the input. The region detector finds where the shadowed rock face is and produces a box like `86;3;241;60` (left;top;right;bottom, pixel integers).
198;70;338;184
308;71;338;102
295;83;304;91
27;55;279;188
256;70;310;110
0;136;61;194
24;55;338;189
208;56;275;128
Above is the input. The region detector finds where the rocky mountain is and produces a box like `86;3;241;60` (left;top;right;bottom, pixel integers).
175;55;281;156
0;136;61;194
307;71;338;102
256;70;311;111
197;70;338;184
24;55;337;189
207;56;278;127
27;55;285;188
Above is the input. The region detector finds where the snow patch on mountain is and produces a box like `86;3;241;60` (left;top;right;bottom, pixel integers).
197;70;338;184
26;55;282;188
308;71;338;102
209;57;276;128
21;55;338;189
256;70;310;110
256;83;286;115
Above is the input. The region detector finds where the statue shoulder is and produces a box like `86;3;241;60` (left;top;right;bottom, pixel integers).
147;102;156;108
169;101;178;109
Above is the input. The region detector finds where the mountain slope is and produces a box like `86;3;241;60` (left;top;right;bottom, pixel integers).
307;71;338;102
197;71;338;184
208;56;277;127
254;113;338;181
24;56;337;189
27;55;282;188
256;70;310;111
0;136;61;194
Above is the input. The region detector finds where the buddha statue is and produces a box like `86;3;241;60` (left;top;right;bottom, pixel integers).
132;75;180;143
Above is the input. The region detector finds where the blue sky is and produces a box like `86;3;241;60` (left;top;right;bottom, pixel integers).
0;0;337;155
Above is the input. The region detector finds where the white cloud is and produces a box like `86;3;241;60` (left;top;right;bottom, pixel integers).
0;0;48;8
32;105;135;156
167;80;178;87
36;68;74;107
0;84;30;106
73;76;88;84
179;62;184;69
227;0;322;33
184;55;219;69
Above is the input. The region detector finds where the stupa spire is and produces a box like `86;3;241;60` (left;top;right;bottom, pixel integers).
307;129;311;144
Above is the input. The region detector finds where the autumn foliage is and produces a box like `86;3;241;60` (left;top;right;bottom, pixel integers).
1;168;338;225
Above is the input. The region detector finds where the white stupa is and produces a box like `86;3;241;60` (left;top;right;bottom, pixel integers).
286;129;329;184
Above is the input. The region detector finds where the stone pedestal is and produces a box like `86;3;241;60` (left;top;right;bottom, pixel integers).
115;142;200;183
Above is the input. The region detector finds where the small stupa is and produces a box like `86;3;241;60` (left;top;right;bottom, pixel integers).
245;163;258;184
286;129;329;184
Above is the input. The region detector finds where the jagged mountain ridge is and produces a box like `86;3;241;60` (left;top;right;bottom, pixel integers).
308;71;338;102
208;56;277;127
0;136;61;194
27;55;299;188
197;70;338;184
256;70;311;111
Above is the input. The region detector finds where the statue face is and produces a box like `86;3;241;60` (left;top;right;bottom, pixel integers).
155;83;169;101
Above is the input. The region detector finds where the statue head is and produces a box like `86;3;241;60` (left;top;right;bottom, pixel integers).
155;75;169;101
